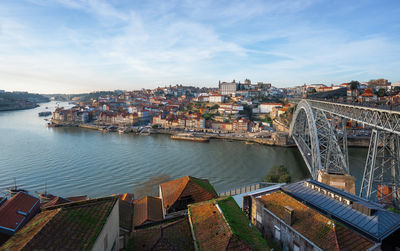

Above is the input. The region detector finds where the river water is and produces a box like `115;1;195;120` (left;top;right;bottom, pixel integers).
0;102;368;198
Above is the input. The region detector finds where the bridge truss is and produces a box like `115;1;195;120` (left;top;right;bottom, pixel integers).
290;99;400;207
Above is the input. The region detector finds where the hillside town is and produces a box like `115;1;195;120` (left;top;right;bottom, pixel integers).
48;78;400;146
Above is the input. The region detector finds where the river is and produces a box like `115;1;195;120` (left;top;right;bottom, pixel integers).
0;102;368;198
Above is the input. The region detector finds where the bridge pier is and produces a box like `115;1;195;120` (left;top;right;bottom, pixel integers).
360;129;400;207
317;170;355;194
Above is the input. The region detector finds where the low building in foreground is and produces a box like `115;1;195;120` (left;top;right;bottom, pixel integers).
128;217;194;250
159;176;218;216
2;196;119;251
188;196;268;250
0;192;40;244
132;196;163;228
244;179;400;250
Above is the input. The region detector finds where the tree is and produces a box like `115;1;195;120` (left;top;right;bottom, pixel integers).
377;88;386;97
393;86;400;95
349;80;360;102
210;104;219;110
262;165;291;183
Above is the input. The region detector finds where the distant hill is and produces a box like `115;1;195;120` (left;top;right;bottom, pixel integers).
0;91;49;111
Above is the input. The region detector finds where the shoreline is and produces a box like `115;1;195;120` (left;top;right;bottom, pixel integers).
51;122;371;148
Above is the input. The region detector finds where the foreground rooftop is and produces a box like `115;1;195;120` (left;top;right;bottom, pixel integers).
2;196;118;250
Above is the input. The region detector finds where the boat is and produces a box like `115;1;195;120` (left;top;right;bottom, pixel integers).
171;133;210;142
245;141;255;145
7;178;28;196
47;123;60;127
38;111;52;117
37;182;55;202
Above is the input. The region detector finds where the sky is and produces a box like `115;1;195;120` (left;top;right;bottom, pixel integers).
0;0;399;93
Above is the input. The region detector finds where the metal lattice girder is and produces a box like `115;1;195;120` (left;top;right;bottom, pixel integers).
306;99;400;135
290;100;348;178
359;130;400;206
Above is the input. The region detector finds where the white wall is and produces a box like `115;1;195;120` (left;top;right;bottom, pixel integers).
91;200;120;251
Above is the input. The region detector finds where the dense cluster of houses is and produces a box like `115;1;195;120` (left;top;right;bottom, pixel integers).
2;176;400;250
50;80;296;134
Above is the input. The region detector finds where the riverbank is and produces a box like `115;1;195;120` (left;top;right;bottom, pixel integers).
0;103;39;112
51;121;371;148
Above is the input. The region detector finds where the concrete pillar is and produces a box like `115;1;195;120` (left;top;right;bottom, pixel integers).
317;170;356;194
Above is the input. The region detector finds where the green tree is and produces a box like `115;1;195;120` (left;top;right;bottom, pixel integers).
349;80;360;102
377;88;386;97
262;165;291;183
210;104;219;110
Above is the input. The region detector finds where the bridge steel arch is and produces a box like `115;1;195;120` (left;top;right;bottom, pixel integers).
290;100;348;179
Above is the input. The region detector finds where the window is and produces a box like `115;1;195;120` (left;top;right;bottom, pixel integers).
293;243;300;251
274;225;281;241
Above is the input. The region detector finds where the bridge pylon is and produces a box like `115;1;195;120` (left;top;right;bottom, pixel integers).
360;129;400;207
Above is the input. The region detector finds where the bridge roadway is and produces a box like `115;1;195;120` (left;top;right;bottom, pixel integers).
292;98;400;135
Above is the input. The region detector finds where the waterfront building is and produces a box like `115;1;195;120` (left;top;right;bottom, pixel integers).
188;197;268;250
2;196;120;250
0;192;40;243
244;180;400;250
159;176;218;217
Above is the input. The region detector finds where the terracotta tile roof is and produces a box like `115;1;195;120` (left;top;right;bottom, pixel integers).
130;217;194;250
189;197;267;251
260;191;339;250
335;223;374;250
119;193;134;203
0;192;40;235
41;196;71;208
65;195;87;202
119;200;133;231
2;196;118;250
133;196;163;227
160;176;218;212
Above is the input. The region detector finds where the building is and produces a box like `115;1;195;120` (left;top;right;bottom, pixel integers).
209;94;224;103
159;176;218;216
0;192;40;242
132;196;163;228
129;217;194;250
259;103;283;113
2;196;120;251
245;180;400;250
188;197;268;250
219;81;238;96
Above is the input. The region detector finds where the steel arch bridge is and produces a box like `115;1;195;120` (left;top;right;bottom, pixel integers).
289;100;348;179
290;99;400;207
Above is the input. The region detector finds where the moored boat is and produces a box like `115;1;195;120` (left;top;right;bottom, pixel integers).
7;178;28;196
171;133;210;142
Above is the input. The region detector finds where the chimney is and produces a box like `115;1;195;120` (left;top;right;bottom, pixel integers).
284;206;295;226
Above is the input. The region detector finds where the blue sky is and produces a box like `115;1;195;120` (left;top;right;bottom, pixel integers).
0;0;399;93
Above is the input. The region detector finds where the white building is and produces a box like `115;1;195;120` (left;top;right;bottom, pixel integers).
259;103;283;113
209;95;225;103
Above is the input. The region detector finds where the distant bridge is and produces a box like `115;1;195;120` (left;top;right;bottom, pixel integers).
290;99;400;206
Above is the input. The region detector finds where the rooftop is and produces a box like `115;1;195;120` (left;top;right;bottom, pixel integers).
159;176;218;211
260;191;339;250
189;197;268;251
128;217;194;250
133;196;163;227
0;192;40;234
283;180;400;242
2;196;118;250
